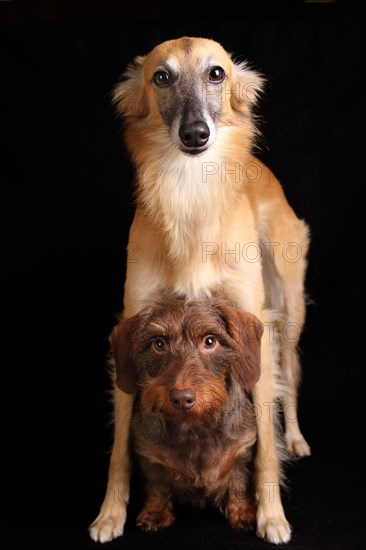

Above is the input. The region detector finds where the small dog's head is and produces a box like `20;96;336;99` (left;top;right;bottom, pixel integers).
112;36;264;156
109;299;263;423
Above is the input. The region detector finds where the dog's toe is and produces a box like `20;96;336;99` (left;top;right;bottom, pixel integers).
231;518;256;532
285;433;311;457
136;509;175;532
226;501;256;532
294;437;311;457
89;516;125;543
256;515;292;544
89;503;127;543
140;522;152;532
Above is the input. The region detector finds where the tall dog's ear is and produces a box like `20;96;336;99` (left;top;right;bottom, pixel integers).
112;55;148;118
230;59;265;113
109;316;140;394
219;303;263;390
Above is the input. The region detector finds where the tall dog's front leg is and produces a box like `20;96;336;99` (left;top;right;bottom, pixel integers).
254;322;291;544
89;237;161;542
89;388;134;542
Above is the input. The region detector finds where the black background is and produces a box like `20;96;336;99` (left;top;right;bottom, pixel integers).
1;2;365;549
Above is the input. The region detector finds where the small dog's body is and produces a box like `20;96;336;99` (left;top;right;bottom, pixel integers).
109;299;263;532
90;37;311;545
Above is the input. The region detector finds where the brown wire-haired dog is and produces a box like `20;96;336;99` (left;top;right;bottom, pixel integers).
109;299;263;532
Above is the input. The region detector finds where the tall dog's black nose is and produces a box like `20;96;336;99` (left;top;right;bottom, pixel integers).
179;121;210;149
169;388;196;410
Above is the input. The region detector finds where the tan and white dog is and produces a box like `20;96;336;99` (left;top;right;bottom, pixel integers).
89;36;310;544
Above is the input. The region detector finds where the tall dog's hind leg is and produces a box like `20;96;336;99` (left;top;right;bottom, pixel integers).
279;283;311;456
254;318;292;544
274;220;311;457
89;388;134;543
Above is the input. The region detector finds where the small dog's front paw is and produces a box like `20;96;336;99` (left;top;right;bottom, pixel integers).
225;501;256;531
256;513;292;544
136;508;175;532
89;503;127;543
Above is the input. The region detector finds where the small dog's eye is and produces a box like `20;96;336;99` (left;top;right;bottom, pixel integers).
203;336;217;349
208;66;225;83
152;70;171;87
152;338;167;352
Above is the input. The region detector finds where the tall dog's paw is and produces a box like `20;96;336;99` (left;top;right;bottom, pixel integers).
89;502;127;543
256;511;291;544
285;433;311;457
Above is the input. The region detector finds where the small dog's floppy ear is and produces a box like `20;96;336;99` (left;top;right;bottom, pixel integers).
219;303;263;390
230;59;265;113
109;316;140;394
112;55;148;118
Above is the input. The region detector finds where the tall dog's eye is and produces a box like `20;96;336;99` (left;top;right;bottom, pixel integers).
209;66;225;83
152;337;167;352
152;70;171;88
203;336;218;349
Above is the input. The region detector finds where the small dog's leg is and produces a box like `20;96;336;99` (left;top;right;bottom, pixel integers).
254;323;292;544
89;389;134;543
225;500;256;531
136;485;175;532
220;467;256;531
224;475;256;531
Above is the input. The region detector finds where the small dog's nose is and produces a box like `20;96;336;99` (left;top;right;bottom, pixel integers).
169;388;196;410
179;121;210;149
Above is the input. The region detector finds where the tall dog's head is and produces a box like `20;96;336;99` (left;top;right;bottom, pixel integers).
109;299;263;423
112;37;264;157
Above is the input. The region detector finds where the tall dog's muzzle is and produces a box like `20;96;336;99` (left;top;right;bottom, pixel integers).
179;121;210;154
